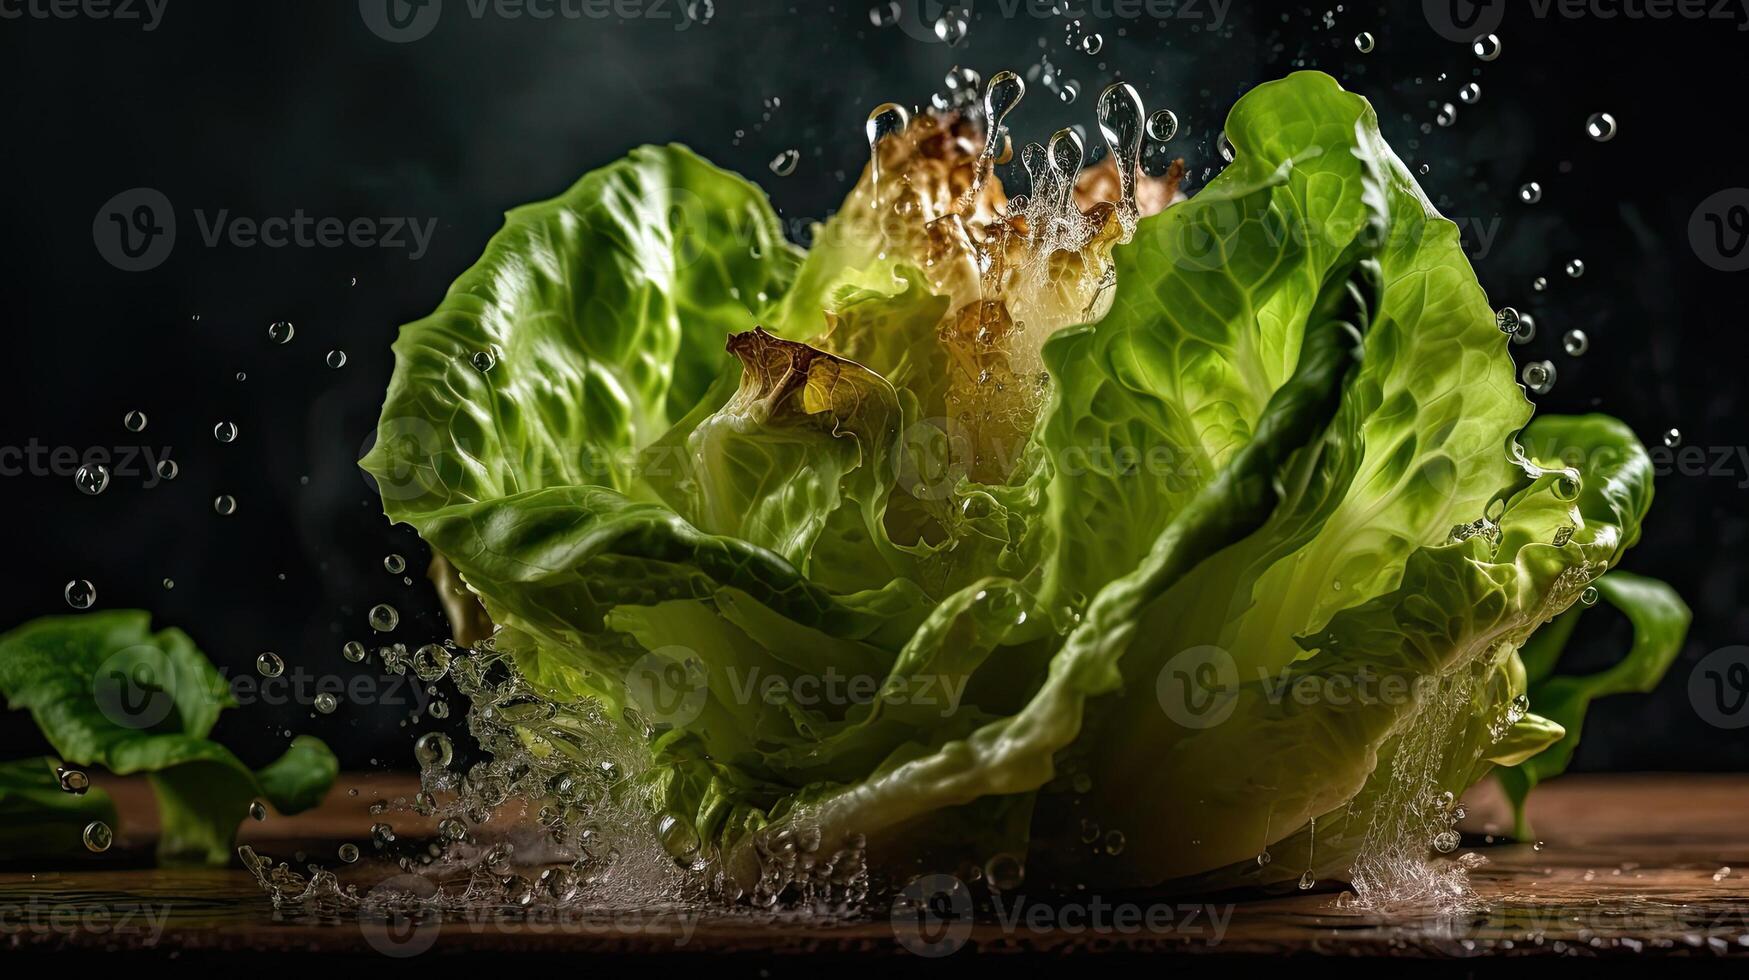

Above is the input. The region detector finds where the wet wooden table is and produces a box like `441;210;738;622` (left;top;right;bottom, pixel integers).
2;773;1746;972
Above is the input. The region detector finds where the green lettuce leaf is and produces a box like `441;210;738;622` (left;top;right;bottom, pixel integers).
0;612;338;865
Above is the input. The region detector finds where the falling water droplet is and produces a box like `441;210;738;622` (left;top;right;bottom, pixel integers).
1057;79;1080;104
267;320;295;344
1436;103;1459;127
64;580;96;611
1562;329;1589;356
1522;360;1557;395
1586;112;1618;141
314;692;338;714
343;640;367;662
58;767;90;794
1494;307;1520;335
256;652;285;677
1147;108;1179;142
368;604;400;632
213;494;237;516
1353;31;1375;53
414;732;454;768
326;349;348;369
768;149;800;176
384;554;406;574
1663;428;1682;448
83;820;113;852
1458;82;1481;104
74;463;110;496
932;8;967;46
1298;870;1316;890
123;410;148;432
156;458;179;481
1579;586;1600;606
213;421;238;443
1565;258;1586;278
338;842;360;863
1472;33;1503;61
1080;32;1103;55
1519;181;1542;204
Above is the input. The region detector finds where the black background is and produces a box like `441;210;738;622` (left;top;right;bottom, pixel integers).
1;0;1743;775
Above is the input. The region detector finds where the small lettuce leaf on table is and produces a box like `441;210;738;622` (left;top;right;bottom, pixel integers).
0;611;338;865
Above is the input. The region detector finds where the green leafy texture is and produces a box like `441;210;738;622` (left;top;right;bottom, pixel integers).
0;612;338;865
361;72;1680;893
0;758;118;860
1496;571;1690;839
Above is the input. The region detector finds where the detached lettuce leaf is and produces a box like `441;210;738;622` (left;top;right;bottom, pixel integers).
0;612;337;865
1496;570;1690;838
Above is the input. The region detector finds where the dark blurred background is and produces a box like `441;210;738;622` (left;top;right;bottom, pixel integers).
1;0;1743;774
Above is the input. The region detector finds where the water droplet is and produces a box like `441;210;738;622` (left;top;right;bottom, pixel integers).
368;603;400;632
1080;32;1103;55
1433;830;1461;853
1522;360;1556;395
1354;31;1375;53
58;767;90;794
1512;312;1537;345
213;494;238;516
162;577;174;589
342;640;367;662
1058;79;1080;104
1147;108;1179;142
1586;112;1617;142
383;554;406;574
267;320;295;344
768;149;799;176
1298;870;1316;890
414;732;454;768
1472;33;1503;61
83;820;113;852
656;812;701;864
338;842;360;863
123;410;148;432
314;692;338;714
1494;306;1520;335
1663;427;1682;448
1562;329;1589;356
470;349;497;373
326;349;348;369
74;463;110;496
249;800;267;821
932;8;966;45
213;421;238;443
1458;83;1482;105
152;457;178;481
1564;259;1587;279
1436;102;1458;127
1519;181;1542;204
985;852;1025;890
64;579;96;610
1104;829;1126;855
1532;275;1548;292
430;700;450;720
256;652;285;677
1256;850;1272;866
412;644;452;682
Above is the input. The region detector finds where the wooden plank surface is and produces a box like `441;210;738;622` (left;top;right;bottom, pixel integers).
2;773;1746;964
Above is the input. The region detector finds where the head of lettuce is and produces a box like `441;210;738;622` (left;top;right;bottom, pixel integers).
362;71;1686;906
